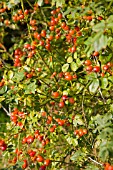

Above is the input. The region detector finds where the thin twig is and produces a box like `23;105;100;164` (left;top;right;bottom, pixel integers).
98;87;106;104
1;104;10;116
52;160;76;165
60;8;68;25
82;95;88;128
88;157;103;166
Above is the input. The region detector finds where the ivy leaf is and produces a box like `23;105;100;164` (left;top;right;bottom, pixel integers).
89;79;99;93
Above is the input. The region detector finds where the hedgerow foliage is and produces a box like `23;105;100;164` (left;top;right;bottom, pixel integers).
0;0;113;169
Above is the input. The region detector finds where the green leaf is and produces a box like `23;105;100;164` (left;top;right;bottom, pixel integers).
0;97;5;102
110;104;113;112
38;0;43;6
52;0;65;7
93;34;108;51
13;70;25;82
85;164;99;170
70;62;78;71
63;8;73;16
0;86;7;94
99;147;109;161
101;78;108;89
73;115;84;127
66;136;78;146
67;56;73;63
99;35;108;49
62;63;69;72
76;58;83;66
74;52;77;59
107;23;113;28
70;150;86;161
89;79;99;93
93;21;105;32
108;76;113;83
25;82;37;94
8;70;14;80
86;72;97;80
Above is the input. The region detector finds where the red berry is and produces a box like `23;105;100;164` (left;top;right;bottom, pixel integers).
1;144;7;151
61;22;66;29
49;26;55;31
39;165;46;170
74;129;79;135
22;137;27;144
22;160;28;169
58;119;65;126
107;62;112;67
103;65;109;71
29;150;36;157
98;16;103;20
93;51;99;56
86;65;93;72
93;66;100;72
30;19;36;26
62;95;68;101
84;60;92;66
69;97;75;104
52;92;59;98
71;46;76;53
26;136;34;144
37;155;44;162
59;101;65;108
41;30;46;37
0;140;5;146
78;129;84;137
58;13;62;19
83;129;88;135
44;159;51;166
108;166;113;170
39;40;45;46
65;75;73;81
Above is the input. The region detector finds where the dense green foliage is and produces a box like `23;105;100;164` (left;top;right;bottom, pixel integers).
0;0;113;169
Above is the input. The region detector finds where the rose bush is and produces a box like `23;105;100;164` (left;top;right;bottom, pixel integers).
0;0;113;169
